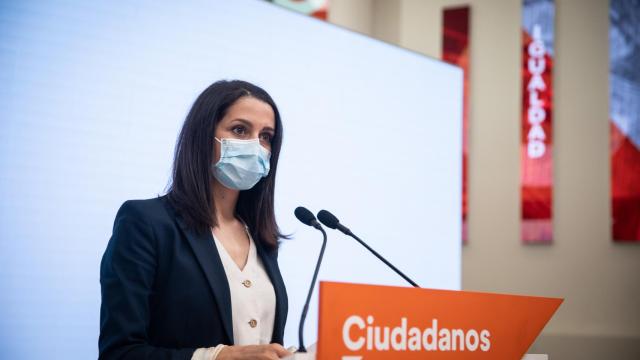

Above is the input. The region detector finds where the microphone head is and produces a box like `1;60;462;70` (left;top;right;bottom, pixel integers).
294;206;317;227
317;209;339;229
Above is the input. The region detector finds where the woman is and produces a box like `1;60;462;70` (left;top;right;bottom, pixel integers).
99;80;292;360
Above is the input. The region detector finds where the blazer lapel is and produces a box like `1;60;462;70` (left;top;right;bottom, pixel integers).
175;216;234;344
255;240;287;344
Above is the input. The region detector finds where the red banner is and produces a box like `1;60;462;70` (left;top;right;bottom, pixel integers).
610;0;640;242
442;6;470;243
521;0;554;243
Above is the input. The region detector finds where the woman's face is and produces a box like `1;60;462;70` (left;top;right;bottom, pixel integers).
214;96;276;163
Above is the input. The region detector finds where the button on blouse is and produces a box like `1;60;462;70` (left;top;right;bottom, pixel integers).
212;229;276;346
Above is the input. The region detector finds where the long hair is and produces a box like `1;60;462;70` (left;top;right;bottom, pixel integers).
167;80;285;249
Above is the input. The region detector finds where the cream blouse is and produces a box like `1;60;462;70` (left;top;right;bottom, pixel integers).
192;227;276;360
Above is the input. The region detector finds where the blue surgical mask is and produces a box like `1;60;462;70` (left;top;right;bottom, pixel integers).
212;137;271;190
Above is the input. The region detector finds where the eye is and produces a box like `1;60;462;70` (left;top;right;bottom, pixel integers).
259;132;273;143
231;125;247;136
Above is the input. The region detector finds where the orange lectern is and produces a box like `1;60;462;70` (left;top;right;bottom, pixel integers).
304;281;562;360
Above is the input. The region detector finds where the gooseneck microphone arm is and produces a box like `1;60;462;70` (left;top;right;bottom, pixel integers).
346;228;419;288
294;207;328;353
298;226;326;353
317;209;420;288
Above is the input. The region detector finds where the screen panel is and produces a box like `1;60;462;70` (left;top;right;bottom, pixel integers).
0;0;462;356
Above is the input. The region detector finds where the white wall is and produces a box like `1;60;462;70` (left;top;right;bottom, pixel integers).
327;0;373;34
329;0;640;358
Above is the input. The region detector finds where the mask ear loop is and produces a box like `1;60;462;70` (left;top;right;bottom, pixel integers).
213;137;226;165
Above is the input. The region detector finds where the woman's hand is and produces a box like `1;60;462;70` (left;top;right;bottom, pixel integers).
217;343;292;360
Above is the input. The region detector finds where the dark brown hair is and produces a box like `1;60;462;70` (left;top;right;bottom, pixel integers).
167;80;284;249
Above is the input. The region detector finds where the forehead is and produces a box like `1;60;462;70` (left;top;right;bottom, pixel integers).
222;96;275;128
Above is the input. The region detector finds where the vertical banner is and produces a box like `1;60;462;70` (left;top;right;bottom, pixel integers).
521;0;554;244
610;0;640;242
442;7;471;243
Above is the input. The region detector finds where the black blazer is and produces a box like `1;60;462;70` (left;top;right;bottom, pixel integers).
99;196;288;360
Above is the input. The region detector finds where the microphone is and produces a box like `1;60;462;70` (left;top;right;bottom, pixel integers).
294;206;322;230
316;209;352;235
293;206;328;353
317;209;420;288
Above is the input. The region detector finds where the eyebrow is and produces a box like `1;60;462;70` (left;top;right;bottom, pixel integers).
230;118;275;132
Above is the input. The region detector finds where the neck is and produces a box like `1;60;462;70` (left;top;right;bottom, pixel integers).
212;180;240;225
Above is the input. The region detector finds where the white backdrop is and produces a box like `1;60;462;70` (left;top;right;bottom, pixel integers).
0;0;462;357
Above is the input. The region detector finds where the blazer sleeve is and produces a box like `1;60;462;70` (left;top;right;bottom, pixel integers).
99;201;196;360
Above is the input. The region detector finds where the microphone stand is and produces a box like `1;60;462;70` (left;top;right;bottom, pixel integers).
298;225;327;353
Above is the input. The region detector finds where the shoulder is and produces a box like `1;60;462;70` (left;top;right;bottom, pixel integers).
107;196;179;256
114;196;175;226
